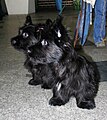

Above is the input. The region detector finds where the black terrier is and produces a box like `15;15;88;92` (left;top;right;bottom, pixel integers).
11;15;99;109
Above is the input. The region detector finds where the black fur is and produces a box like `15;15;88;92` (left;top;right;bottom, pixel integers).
11;15;99;109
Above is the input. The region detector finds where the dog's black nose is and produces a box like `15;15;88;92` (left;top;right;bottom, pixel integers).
11;38;17;46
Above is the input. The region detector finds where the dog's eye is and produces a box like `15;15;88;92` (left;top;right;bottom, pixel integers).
22;32;29;38
41;39;48;46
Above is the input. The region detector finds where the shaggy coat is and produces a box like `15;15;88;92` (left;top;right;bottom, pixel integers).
11;15;99;109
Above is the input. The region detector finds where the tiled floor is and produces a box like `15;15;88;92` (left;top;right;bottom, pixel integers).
0;7;107;120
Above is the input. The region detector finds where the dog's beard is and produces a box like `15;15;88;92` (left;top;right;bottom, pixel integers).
28;42;63;65
11;35;38;53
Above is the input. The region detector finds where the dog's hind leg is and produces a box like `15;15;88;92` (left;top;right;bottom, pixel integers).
76;92;96;109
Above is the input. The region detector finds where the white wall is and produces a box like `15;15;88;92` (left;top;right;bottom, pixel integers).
5;0;35;15
28;0;35;14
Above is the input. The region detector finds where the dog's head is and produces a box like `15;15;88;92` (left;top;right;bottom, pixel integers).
11;15;36;51
51;15;72;48
28;34;63;64
11;15;52;52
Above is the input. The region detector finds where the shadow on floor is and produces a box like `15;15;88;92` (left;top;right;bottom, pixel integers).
96;61;107;82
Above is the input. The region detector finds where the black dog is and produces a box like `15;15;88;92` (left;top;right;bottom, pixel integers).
11;15;99;109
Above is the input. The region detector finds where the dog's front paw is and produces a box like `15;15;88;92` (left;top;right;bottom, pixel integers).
77;100;96;109
49;97;65;106
28;79;42;86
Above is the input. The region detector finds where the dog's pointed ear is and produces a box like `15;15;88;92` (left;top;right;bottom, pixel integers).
52;15;63;28
45;19;52;28
24;15;32;26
